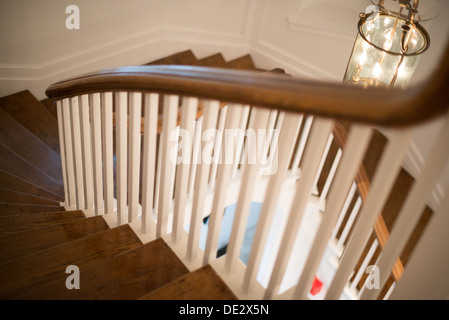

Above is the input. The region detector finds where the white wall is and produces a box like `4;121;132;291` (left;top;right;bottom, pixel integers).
1;0;448;206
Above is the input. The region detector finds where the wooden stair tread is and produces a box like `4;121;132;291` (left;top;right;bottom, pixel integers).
0;144;64;197
139;265;237;300
198;53;227;68
0;188;61;206
0;224;142;299
39;99;57;119
0;90;60;154
146;50;199;66
226;54;256;70
0;169;64;203
20;238;188;300
0;204;64;215
0;108;62;184
0;215;110;265
0;210;85;236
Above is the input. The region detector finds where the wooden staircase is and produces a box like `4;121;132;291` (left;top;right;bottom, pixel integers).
0;50;252;300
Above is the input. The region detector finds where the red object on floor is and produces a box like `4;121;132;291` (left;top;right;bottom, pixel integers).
310;276;323;296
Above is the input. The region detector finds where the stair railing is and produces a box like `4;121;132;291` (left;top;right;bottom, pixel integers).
46;42;449;300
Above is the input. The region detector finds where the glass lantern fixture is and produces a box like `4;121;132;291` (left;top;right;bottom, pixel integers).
344;0;431;88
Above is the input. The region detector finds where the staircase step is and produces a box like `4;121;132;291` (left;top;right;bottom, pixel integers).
226;54;256;70
0;144;64;197
0;216;109;264
0;169;64;203
0;90;60;154
139;265;237;300
0;108;62;183
198;53;227;68
40;99;57;119
21;238;189;300
146;50;199;66
0;224;142;299
0;210;85;236
0;188;61;207
0;204;65;215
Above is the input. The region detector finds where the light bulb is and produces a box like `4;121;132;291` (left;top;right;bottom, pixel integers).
360;51;367;65
398;62;406;77
374;62;382;78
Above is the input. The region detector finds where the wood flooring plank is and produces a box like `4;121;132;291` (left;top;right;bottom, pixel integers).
0;188;61;206
0;210;84;236
21;238;189;300
139;265;237;300
0;204;64;215
0;224;142;299
0;90;60;154
0;216;109;264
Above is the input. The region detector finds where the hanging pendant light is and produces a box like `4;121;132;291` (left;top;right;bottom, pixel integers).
344;0;432;88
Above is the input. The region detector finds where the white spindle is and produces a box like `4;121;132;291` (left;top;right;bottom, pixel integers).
331;182;357;241
209;106;228;190
382;281;396;300
187;100;220;260
224;108;272;273
292;125;372;300
154;134;163;219
188;117;203;198
101;92;114;214
79;94;94;211
319;148;343;205
290;115;313;173
61;98;76;208
128;92;142;222
69;96;85;210
325;128;413;300
264;118;334;299
56;101;70;207
141;93;159;234
337;196;363;248
243;113;302;293
157;95;179;237
203;104;243;265
115;92;128;225
361;113;449;300
231;105;250;180
350;239;379;292
90;93;104;215
172;97;198;243
312;133;334;194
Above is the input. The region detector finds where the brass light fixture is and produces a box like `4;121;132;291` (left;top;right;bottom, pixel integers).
344;0;433;88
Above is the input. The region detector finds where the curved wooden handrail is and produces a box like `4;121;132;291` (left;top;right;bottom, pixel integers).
332;122;404;283
46;41;449;128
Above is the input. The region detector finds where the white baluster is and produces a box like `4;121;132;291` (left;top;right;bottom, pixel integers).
361;113;449;300
157;95;179;237
187;100;220;260
231;105;250;180
79;94;94;212
69;96;85;210
115;92;128;225
209;105;228;190
290;116;313;174
312;133;334;195
224;107;271;273
243;113;302;293
101;92;114;215
141;93;159;234
61;98;76;208
203;104;242;265
325;128;413;300
56;100;70;207
337;197;363;248
319;148;343;206
331;182;357;242
264;118;334;299
172;97;198;243
292;125;372;300
90;93;104;215
350;239;379;292
128;92;142;222
188;117;203;198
